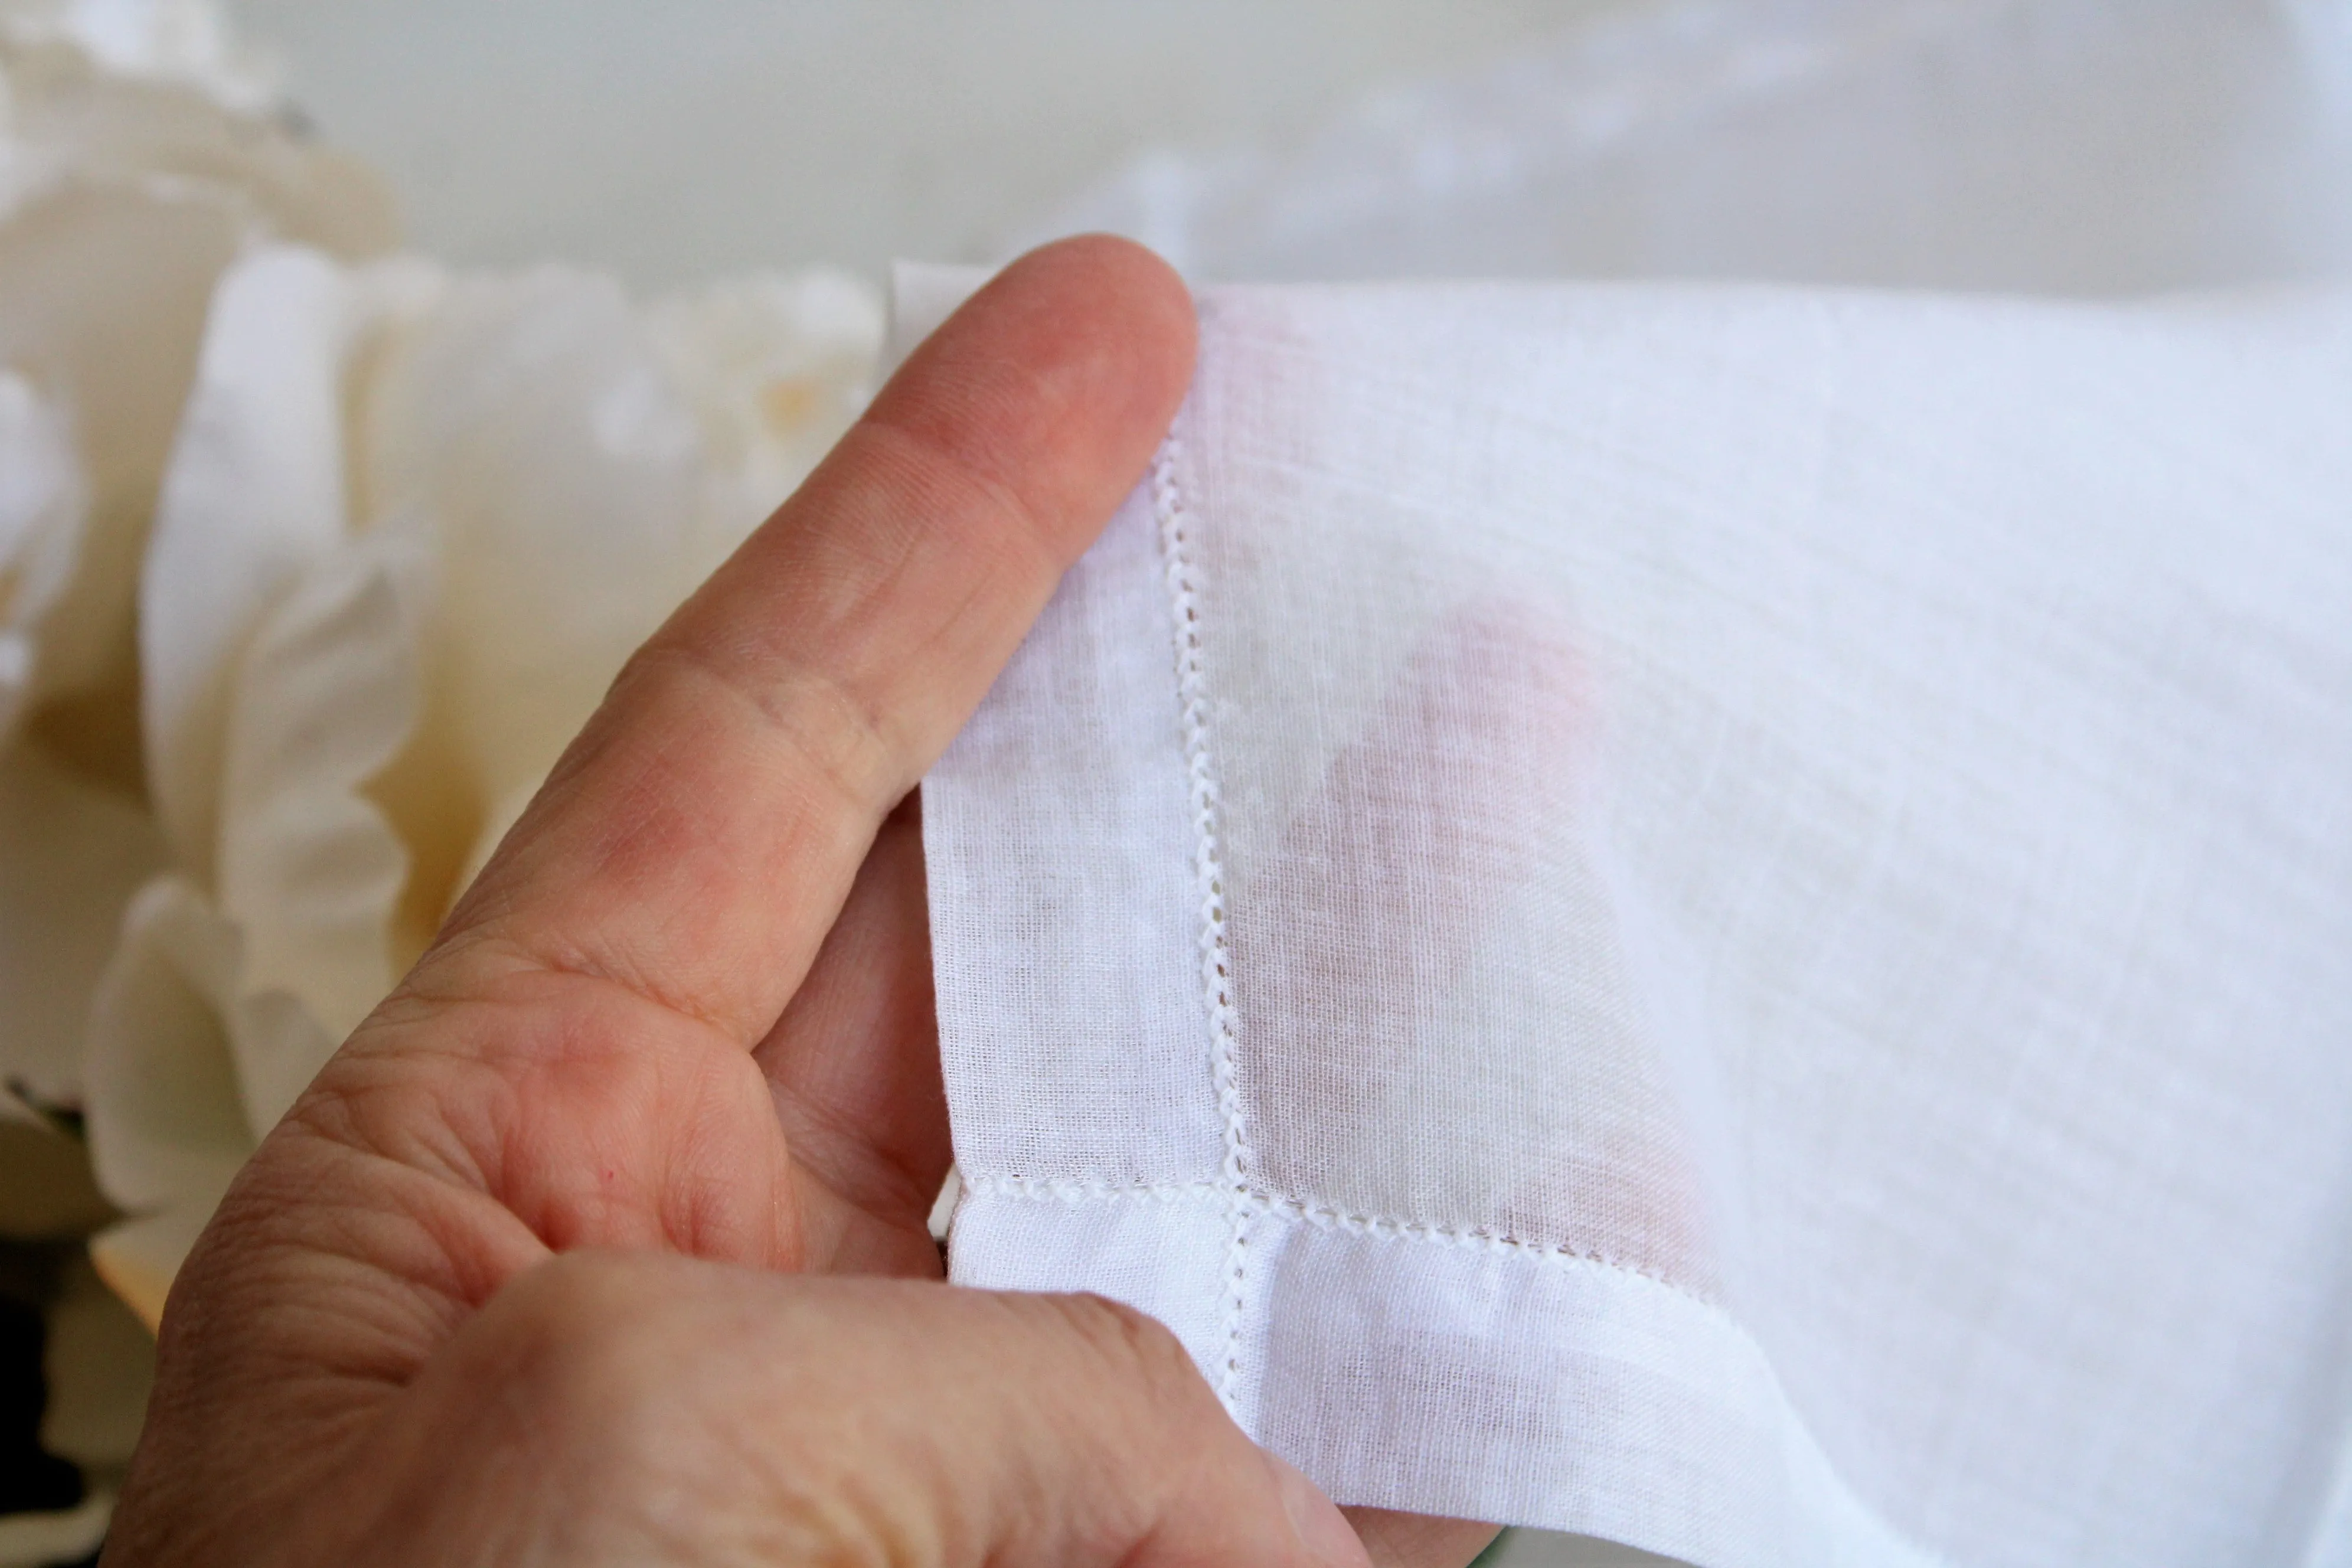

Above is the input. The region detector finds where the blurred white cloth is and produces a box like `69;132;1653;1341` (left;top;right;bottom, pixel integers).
909;3;2352;1565
1038;0;2352;293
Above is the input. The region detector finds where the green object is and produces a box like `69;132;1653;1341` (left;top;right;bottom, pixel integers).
1468;1528;1514;1567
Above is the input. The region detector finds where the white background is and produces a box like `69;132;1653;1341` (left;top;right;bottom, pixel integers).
222;0;1604;288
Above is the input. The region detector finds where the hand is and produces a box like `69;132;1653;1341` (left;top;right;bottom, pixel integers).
102;237;1501;1568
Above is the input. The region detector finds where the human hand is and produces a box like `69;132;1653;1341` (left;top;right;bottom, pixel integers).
101;237;1500;1568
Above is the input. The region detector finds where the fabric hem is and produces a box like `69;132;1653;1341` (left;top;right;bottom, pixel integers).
951;1179;1946;1568
961;1172;1713;1309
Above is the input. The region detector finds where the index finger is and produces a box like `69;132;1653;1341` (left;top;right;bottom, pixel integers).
424;235;1195;1040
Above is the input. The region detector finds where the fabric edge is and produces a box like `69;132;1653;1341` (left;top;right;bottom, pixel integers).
958;1180;1942;1568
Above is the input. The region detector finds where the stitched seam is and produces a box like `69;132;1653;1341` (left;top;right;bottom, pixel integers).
960;1173;1711;1308
965;1174;1229;1204
960;1173;1942;1568
1150;433;1254;1412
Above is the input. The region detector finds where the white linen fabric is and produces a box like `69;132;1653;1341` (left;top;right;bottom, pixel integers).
917;4;2352;1563
903;261;2352;1568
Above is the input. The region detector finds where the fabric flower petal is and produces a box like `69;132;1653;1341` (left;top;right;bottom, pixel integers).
2;0;276;113
0;15;394;783
0;1495;110;1568
217;524;428;1125
141;244;437;881
0;368;83;741
644;269;882;533
81;873;250;1325
363;267;714;819
0;178;243;743
0;741;161;1108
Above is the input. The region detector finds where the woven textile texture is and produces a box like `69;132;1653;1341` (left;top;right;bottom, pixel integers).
906;266;2352;1567
909;4;2352;1563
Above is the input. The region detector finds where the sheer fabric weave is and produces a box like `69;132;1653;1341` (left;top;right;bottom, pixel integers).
907;265;2352;1568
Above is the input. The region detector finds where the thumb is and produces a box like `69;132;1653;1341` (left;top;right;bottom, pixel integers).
115;1251;1374;1568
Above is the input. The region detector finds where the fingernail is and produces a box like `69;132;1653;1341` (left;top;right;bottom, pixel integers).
1266;1450;1369;1568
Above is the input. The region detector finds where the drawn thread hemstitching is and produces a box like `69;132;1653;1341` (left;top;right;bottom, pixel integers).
1151;433;1255;1412
959;1172;1708;1304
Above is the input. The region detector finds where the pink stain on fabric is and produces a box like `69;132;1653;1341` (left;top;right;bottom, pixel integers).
1229;596;1717;1292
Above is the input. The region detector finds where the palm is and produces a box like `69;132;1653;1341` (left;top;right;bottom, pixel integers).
259;795;945;1364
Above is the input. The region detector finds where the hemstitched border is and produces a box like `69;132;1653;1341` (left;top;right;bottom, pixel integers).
955;1172;1946;1567
1149;430;1257;1413
959;1172;1710;1308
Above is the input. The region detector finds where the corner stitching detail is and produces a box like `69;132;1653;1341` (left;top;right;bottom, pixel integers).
959;1174;1714;1311
1149;432;1255;1414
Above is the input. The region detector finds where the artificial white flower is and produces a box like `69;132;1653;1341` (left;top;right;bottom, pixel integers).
0;0;391;1142
0;0;275;112
0;2;392;1538
0;14;391;752
0;370;79;740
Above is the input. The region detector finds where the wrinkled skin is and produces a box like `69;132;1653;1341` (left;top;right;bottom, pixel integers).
104;237;1501;1568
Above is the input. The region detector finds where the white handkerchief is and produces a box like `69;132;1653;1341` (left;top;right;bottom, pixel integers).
906;269;2352;1568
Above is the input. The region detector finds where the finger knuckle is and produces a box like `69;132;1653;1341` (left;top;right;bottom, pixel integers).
481;1253;675;1428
